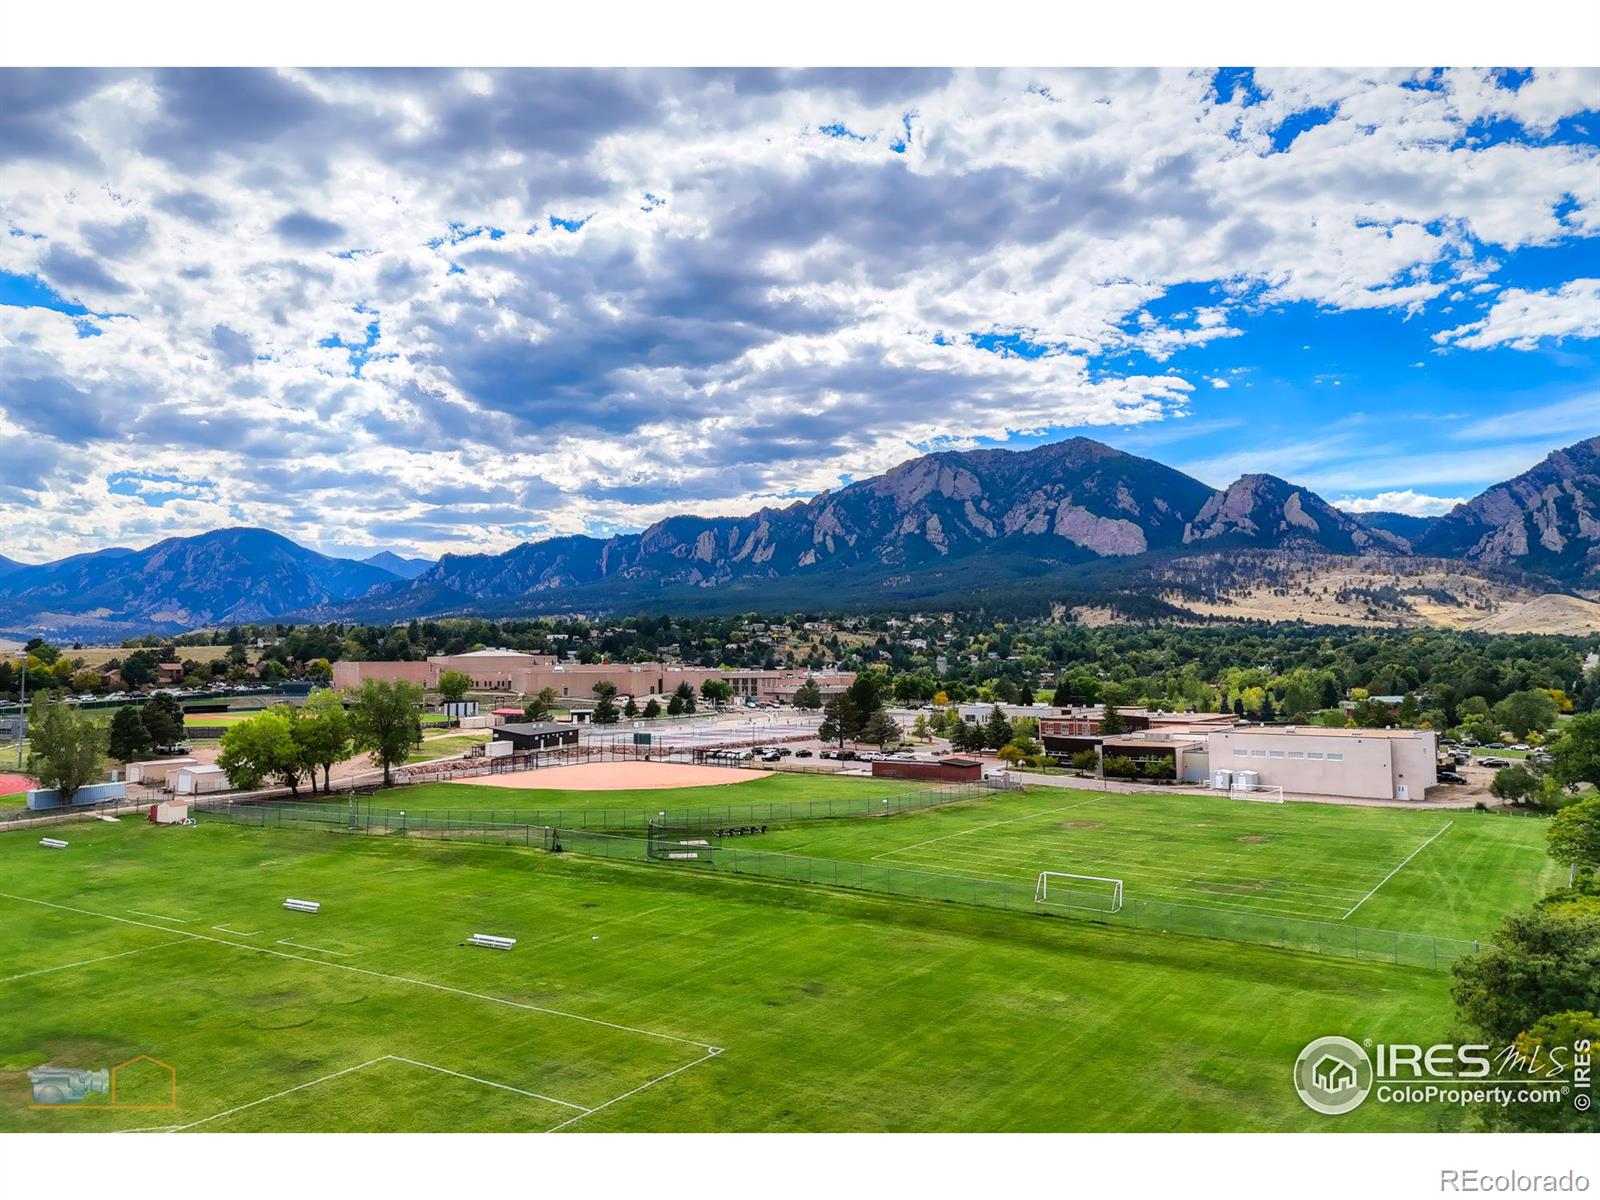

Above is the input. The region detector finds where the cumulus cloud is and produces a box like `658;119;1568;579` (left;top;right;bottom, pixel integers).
1335;490;1468;517
1434;279;1600;350
0;66;1596;560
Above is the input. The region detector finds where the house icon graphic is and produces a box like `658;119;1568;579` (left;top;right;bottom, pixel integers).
1312;1054;1357;1093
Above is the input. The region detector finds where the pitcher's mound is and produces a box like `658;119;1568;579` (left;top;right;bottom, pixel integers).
455;760;772;791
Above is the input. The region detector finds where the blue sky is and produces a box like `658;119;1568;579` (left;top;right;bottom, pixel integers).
0;67;1596;559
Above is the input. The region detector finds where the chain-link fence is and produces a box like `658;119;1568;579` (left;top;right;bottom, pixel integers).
206;776;1013;836
554;827;1482;971
197;782;1481;972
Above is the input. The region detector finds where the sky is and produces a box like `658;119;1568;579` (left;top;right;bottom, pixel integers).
0;66;1596;564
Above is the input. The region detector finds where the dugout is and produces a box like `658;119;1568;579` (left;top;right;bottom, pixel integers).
492;722;580;753
870;756;982;783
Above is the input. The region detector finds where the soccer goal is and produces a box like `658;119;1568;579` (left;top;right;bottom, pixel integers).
1034;871;1124;914
1233;784;1285;804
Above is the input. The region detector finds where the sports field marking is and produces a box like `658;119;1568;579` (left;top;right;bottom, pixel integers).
1340;821;1455;921
212;924;260;936
0;891;720;1052
0;939;188;984
544;1047;723;1133
276;938;352;957
869;798;1100;861
126;909;192;923
385;1056;590;1111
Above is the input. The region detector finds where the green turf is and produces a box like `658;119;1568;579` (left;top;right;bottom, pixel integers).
0;817;1466;1132
405;734;491;764
745;787;1557;942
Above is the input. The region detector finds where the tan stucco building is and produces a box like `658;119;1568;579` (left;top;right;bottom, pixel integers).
1206;726;1438;801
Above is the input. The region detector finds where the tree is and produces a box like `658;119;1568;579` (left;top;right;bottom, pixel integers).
592;680;618;700
699;678;733;706
218;710;300;793
1490;764;1542;809
623;696;639;718
141;693;185;749
1258;693;1276;723
1494;690;1560;741
524;686;559;722
1548;797;1600;882
593;694;620;724
863;710;901;749
108;705;154;763
1498;1010;1600;1131
642;698;662;719
119;649;161;689
911;714;931;741
348;678;424;788
983;706;1012;750
1550;713;1600;791
295;689;353;793
26;698;107;804
1451;900;1600;1045
792;678;823;710
667;694;685;717
1099;705;1127;736
819;694;858;747
258;658;289;684
673;681;697;714
437;670;472;701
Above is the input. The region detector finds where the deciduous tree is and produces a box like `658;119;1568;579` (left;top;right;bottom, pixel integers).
348;679;424;788
26;698;107;804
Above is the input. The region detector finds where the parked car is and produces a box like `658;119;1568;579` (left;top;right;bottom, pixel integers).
1478;756;1511;767
1509;743;1529;752
1437;771;1467;784
795;749;813;758
1483;742;1506;750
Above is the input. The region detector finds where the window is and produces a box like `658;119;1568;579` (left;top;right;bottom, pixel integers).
1327;752;1343;763
1269;750;1286;759
1233;748;1249;758
1251;749;1267;758
1288;751;1305;760
1307;751;1324;760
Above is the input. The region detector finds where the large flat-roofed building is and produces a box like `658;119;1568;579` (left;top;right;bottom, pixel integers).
333;654;852;704
1206;726;1438;801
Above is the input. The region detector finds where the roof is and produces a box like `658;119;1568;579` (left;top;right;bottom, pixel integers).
452;648;538;659
496;722;575;737
1217;725;1429;739
176;764;227;776
941;757;983;767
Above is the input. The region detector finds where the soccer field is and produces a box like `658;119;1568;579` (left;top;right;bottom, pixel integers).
0;817;1463;1133
749;787;1557;942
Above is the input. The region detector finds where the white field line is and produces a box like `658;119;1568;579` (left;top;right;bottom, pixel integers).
0;891;719;1052
1341;821;1455;921
545;1047;723;1133
0;939;188;984
126;909;192;923
868;798;1100;861
386;1056;589;1111
276;939;352;957
139;1057;391;1132
212;925;260;936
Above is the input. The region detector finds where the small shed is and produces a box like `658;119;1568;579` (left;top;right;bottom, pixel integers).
492;722;581;753
127;758;197;786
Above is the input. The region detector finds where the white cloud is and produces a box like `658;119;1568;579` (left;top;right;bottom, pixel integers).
0;66;1596;558
1335;490;1467;517
1434;279;1600;350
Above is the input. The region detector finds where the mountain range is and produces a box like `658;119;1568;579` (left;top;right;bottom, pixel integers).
2;434;1596;639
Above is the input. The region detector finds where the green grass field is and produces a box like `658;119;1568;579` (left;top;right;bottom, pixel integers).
405;733;491;763
0;816;1466;1133
747;788;1556;942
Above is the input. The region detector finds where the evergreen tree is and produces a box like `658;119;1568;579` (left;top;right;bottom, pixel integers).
108;705;154;763
983;706;1012;749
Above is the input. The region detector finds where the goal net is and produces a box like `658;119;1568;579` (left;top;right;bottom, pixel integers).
1034;871;1124;914
1233;784;1285;804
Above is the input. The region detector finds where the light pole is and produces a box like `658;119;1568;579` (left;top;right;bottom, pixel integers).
8;648;26;770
